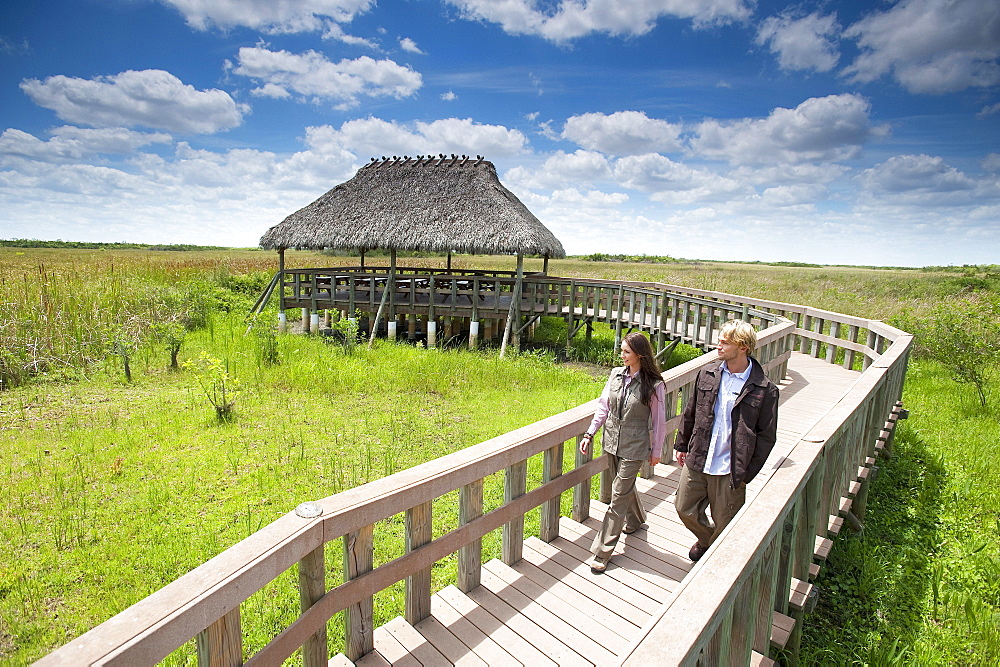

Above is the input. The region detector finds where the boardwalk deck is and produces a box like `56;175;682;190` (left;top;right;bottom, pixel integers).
331;352;858;666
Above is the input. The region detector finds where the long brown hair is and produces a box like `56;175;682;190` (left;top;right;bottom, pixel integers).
623;332;662;406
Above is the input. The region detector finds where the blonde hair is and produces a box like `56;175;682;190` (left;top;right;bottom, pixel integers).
720;320;757;355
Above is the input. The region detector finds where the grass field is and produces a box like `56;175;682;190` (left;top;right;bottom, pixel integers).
1;247;998;665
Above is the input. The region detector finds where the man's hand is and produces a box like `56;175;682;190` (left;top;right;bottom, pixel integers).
579;434;591;455
649;455;661;467
675;451;687;467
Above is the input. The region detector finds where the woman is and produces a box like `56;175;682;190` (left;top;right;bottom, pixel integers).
580;331;666;572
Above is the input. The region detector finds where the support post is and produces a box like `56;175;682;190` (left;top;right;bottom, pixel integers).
298;545;328;667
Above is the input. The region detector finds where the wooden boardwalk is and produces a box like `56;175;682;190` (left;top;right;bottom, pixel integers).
334;352;859;666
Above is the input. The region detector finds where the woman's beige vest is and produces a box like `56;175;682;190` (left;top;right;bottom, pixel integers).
602;367;653;460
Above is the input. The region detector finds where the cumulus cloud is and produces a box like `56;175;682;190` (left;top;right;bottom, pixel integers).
562;111;683;156
858;154;1000;207
20;69;244;134
843;0;1000;94
691;93;887;165
311;116;528;160
756;11;840;72
0;127;172;163
614;153;748;204
232;46;422;107
505;150;612;190
399;37;425;54
445;0;752;43
161;0;374;33
441;90;457;101
983;153;1000;172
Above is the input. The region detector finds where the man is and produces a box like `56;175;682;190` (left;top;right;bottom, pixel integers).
674;320;779;562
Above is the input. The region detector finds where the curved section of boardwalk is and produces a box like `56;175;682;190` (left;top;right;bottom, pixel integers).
332;353;857;666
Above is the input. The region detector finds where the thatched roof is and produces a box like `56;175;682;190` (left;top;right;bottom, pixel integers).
259;155;565;257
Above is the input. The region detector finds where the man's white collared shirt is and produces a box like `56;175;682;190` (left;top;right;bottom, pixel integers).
703;360;753;475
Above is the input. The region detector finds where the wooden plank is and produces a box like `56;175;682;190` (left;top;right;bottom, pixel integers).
412;612;488;666
524;537;662;614
481;563;618;664
546;533;671;603
432;588;529;666
327;653;355;667
770;611;795;650
384;616;450;666
370;626;418;667
492;557;635;642
814;536;833;561
520;539;652;627
751;650;776;666
788;578;813;613
353;650;391;667
558;517;685;593
463;582;590;667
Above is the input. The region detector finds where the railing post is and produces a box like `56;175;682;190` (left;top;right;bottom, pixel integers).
502;460;527;564
298;544;328;667
343;525;374;662
541;440;564;542
458;479;483;592
405;500;433;624
572;434;592;522
196;608;242;667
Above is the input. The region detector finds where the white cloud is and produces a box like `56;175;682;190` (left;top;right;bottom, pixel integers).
311;117;528;160
857;154;982;205
562;111;683;155
0;126;172;163
843;0;1000;94
19;69;244;134
233;47;422;106
445;0;752;43
756;11;840;72
614;153;748;204
441;90;457;101
504;150;612;190
977;102;1000;118
983;153;1000;172
691;93;887;165
399;37;425;54
161;0;374;33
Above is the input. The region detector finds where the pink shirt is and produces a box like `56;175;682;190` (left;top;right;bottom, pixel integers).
587;369;667;460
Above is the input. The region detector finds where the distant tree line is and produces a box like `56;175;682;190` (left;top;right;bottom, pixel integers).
1;239;233;251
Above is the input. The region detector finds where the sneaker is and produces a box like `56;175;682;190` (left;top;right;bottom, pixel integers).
623;523;645;534
589;557;609;572
689;542;708;562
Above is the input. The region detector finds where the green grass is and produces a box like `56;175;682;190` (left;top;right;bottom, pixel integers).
1;248;998;664
800;360;1000;665
0;309;604;664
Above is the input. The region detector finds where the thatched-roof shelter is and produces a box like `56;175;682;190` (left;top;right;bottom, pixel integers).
259;155;565;258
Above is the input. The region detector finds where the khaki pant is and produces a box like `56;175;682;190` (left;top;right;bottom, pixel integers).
675;466;746;549
591;455;646;561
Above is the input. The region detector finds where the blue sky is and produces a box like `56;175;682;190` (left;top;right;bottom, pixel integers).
1;0;998;267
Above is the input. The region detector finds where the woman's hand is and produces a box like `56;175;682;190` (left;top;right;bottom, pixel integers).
649;455;661;467
675;451;687;467
579;434;592;455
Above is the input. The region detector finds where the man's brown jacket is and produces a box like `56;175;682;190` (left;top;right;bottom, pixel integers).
674;357;779;489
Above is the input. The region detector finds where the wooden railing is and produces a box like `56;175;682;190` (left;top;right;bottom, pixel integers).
39;281;910;666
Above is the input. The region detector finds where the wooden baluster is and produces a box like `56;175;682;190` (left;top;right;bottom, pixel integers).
298;544;328;667
196;607;242;667
502;460;527;564
572;434;592;522
405;500;433;624
458;479;483;592
540;441;564;542
826;321;840;364
343;525;374;661
845;325;859;369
